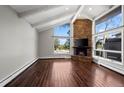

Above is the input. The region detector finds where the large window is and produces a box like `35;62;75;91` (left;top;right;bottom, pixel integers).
96;6;122;33
54;24;70;54
94;6;123;62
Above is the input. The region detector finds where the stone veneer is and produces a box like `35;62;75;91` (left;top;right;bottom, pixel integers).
73;19;92;56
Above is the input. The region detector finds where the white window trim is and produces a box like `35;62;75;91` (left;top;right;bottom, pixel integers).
94;49;122;53
121;5;124;65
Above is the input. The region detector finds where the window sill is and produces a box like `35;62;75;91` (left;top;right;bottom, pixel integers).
54;52;70;55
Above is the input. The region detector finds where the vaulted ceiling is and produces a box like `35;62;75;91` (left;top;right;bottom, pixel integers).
10;5;113;32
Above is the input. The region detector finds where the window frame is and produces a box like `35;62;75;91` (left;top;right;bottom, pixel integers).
53;24;71;55
93;5;124;64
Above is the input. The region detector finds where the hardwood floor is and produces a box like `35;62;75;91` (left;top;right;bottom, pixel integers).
6;59;124;87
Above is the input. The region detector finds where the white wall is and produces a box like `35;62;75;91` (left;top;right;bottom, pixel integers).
38;29;71;58
38;29;54;58
0;6;38;84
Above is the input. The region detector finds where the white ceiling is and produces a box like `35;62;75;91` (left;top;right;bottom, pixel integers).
10;5;112;32
79;5;112;19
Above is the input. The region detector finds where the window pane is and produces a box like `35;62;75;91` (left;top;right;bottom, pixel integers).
95;31;121;51
54;38;70;54
95;51;103;57
96;21;107;33
105;52;121;62
96;6;122;33
106;13;122;30
95;35;104;49
104;31;121;51
54;24;70;36
95;51;121;62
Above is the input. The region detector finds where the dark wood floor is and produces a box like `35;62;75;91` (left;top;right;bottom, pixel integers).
6;59;124;87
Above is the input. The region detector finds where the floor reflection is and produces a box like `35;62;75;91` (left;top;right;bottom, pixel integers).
51;60;75;86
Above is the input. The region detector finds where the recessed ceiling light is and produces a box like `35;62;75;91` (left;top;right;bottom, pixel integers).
65;7;69;10
89;7;92;11
78;14;81;17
